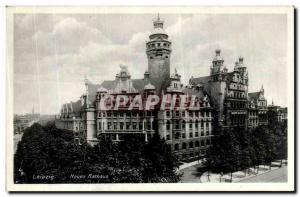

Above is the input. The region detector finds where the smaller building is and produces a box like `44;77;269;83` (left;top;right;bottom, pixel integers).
14;112;40;134
268;101;288;123
248;85;268;127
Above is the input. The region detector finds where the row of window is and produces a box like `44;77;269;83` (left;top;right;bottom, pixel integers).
173;130;210;139
174;139;211;151
98;111;153;118
166;111;211;118
249;119;259;126
231;117;246;125
147;42;170;49
228;101;247;109
227;91;246;99
99;121;152;131
248;111;258;116
166;120;211;131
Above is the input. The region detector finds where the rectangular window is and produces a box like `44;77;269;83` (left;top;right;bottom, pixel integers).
189;123;193;130
166;123;170;130
189;132;193;138
182;133;186;139
147;121;151;130
107;122;112;130
98;122;101;130
182;111;185;117
166;134;170;140
166;111;170;117
195;132;199;137
175;121;180;130
120;122;124;130
113;122;117;130
126;122;130;130
139;122;143;130
132;122;137;130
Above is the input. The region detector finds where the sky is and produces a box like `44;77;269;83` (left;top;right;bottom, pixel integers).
13;13;288;114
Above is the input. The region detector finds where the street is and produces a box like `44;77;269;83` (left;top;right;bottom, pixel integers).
238;166;287;182
178;162;288;183
178;164;203;183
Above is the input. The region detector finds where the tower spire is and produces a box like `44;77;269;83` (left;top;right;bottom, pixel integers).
153;13;164;29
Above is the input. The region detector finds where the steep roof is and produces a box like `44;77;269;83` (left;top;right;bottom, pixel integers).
190;76;210;85
182;87;205;98
100;79;145;92
71;100;82;114
248;92;260;101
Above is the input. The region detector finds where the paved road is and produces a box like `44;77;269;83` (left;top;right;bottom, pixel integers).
178;164;203;183
239;166;287;183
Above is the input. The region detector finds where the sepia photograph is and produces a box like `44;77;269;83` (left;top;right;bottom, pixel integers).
6;6;294;192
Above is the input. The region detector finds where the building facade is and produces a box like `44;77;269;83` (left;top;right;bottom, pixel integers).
55;15;287;161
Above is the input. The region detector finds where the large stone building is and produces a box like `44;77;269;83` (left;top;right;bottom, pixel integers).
55;15;213;161
189;51;249;129
55;15;286;161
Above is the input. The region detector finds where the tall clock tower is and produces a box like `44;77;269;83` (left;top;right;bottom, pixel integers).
146;14;172;93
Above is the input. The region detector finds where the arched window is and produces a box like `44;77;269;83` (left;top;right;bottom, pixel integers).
195;141;200;147
182;143;187;149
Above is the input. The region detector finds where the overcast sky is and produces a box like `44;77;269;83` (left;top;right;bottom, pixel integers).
13;13;288;114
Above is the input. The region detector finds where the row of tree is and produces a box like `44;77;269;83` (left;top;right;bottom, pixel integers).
14;123;181;183
205;114;287;177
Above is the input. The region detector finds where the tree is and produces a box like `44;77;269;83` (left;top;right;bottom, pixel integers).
14;123;180;183
205;127;240;178
142;133;180;183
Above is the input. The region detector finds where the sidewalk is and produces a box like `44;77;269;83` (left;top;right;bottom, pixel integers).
199;160;287;183
177;160;203;171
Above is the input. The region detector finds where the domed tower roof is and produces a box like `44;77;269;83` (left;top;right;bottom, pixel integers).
144;83;155;90
97;86;108;93
149;13;168;38
213;49;224;62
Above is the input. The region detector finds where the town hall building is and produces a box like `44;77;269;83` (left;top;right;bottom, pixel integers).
55;15;286;161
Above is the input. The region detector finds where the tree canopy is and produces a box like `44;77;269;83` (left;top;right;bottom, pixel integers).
14;123;180;183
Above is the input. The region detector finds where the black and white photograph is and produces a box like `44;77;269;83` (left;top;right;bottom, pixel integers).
6;6;294;192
